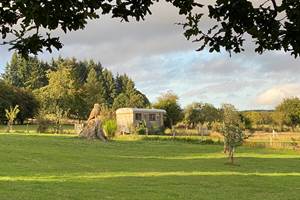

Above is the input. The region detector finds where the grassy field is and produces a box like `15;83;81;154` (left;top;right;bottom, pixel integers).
0;124;75;134
1;133;300;200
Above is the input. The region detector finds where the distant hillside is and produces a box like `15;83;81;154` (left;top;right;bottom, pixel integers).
241;110;274;113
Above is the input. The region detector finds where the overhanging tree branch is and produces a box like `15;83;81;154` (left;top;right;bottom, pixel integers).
0;0;299;58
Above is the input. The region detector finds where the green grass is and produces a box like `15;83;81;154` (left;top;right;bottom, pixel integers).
0;124;75;134
1;133;300;200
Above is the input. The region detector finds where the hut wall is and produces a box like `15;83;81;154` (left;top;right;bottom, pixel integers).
116;113;134;133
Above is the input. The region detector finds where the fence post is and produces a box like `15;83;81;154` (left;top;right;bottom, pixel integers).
269;134;273;147
171;124;176;138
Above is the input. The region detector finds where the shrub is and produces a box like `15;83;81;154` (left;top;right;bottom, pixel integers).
103;119;117;139
141;135;221;145
36;118;51;133
200;138;216;144
211;121;222;132
290;137;299;150
136;120;147;135
164;128;172;134
175;122;186;129
150;123;162;134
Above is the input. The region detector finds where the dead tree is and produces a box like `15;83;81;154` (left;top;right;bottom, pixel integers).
79;104;107;141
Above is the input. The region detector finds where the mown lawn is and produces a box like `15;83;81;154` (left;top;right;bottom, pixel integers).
1;133;300;200
0;124;75;134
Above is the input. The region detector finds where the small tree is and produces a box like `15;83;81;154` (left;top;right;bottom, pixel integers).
221;124;244;164
54;106;69;134
221;104;244;164
5;105;20;132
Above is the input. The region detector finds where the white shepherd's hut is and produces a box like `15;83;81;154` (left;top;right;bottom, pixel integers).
116;108;166;134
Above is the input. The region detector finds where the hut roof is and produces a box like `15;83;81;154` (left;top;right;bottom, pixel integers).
116;108;166;114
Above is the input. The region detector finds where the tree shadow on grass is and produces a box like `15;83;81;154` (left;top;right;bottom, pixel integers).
0;173;300;200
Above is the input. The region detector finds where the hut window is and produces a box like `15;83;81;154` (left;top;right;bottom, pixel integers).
156;114;160;120
135;113;142;121
149;114;156;121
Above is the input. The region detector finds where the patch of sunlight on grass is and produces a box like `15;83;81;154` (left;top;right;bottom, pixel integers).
2;171;300;183
235;153;300;158
114;135;143;141
115;153;300;160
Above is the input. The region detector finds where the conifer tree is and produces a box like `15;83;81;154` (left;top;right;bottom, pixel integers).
84;68;107;108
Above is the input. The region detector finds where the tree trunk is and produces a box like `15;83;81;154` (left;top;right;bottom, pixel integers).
229;152;234;164
7;120;13;133
291;125;295;132
228;147;235;164
79;118;107;142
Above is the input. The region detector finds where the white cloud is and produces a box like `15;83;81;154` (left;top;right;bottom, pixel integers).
1;1;300;110
256;84;300;107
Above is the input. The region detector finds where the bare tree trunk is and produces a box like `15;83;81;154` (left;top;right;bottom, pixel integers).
7;120;13;133
229;151;234;164
223;138;228;153
292;125;295;132
79;118;107;142
223;144;228;154
228;147;235;164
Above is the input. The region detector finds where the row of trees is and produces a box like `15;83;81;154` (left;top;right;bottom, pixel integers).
1;53;150;123
2;53;300;133
151;92;245;130
242;98;300;132
152;91;300;132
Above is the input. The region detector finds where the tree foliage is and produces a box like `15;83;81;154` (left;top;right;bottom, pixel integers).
2;53;149;121
242;111;272;129
153;91;183;128
0;80;38;124
112;74;150;110
3;52;50;89
221;104;242;126
276;97;300;131
34;65;77;118
184;102;220;128
271;111;285;131
1;1;299;57
181;0;300;57
83;68;107;108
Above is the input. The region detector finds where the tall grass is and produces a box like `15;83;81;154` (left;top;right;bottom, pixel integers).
102;119;117;138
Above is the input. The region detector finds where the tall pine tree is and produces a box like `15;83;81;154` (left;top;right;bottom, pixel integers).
3;52;49;90
102;69;116;106
83;68;107;109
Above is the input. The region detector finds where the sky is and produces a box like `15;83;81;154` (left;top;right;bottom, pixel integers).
0;2;300;110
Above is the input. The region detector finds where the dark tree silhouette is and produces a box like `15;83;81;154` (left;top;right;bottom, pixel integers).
0;0;299;57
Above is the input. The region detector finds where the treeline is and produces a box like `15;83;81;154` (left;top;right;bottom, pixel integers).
153;92;300;132
153;94;250;130
0;53;149;123
183;98;300;132
2;53;300;133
